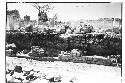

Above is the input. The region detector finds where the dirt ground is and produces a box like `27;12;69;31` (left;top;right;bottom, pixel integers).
6;56;121;83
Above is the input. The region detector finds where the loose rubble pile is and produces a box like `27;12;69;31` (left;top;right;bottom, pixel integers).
6;65;78;83
6;56;121;83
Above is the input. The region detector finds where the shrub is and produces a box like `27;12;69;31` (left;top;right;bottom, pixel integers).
29;46;45;57
6;32;122;59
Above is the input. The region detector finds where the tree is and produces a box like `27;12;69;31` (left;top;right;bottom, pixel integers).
50;13;58;26
32;3;54;13
32;3;54;22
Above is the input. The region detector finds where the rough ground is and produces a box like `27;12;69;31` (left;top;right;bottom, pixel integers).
6;56;121;83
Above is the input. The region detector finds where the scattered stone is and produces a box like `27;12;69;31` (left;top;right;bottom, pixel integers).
69;78;77;83
6;69;14;76
26;74;37;81
23;71;31;76
14;65;23;73
6;56;121;83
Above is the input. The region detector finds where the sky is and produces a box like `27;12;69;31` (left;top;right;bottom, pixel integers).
7;2;122;22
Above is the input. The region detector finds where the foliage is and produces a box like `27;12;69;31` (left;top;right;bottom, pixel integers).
32;3;54;13
6;32;122;58
32;3;54;22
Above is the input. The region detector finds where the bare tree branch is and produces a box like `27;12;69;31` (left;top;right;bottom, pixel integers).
31;3;54;13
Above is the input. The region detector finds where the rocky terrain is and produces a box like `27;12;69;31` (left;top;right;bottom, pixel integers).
6;56;121;83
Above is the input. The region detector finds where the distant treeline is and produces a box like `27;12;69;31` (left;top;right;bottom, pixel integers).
6;32;122;57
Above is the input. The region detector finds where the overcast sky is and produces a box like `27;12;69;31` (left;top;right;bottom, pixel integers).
7;2;122;21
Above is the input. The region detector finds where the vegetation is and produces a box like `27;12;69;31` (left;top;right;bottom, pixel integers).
6;32;121;56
